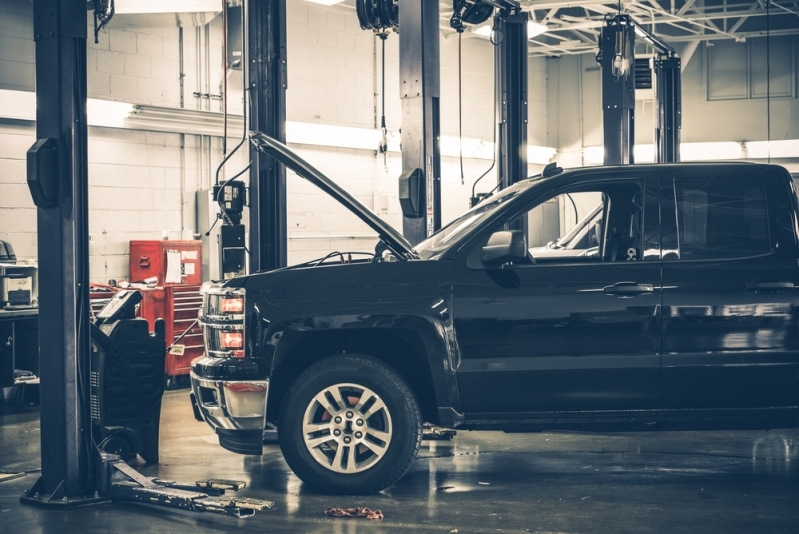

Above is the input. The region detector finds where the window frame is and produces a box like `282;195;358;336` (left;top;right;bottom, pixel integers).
666;175;775;263
474;178;654;269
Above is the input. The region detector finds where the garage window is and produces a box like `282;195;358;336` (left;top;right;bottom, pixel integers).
707;36;795;101
672;176;771;260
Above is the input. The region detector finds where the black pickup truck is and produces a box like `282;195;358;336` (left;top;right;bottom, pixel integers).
190;133;799;494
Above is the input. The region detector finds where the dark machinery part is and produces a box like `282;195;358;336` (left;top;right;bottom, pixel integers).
26;138;60;209
214;180;246;225
226;5;242;69
247;0;288;273
0;240;17;263
356;0;398;30
494;6;528;193
90;290;165;464
598;14;681;164
213;180;247;279
654;54;681;163
450;0;493;33
92;0;114;44
598;14;636;165
93;453;273;517
399;168;423;218
21;0;100;508
220;225;246;279
399;0;441;245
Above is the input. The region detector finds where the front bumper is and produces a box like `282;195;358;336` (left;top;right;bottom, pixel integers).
190;372;269;455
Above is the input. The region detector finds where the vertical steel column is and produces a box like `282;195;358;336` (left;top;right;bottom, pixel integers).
654;54;681;163
495;9;528;191
600;19;636;165
399;0;441;245
22;0;99;506
247;0;287;272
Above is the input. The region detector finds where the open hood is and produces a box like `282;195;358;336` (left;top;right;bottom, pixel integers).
249;132;417;260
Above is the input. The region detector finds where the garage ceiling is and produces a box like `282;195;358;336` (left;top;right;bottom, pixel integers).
337;0;799;57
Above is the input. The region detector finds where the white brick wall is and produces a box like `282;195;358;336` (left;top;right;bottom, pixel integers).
0;0;548;277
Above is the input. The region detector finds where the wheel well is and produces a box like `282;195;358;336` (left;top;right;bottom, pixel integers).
267;329;439;425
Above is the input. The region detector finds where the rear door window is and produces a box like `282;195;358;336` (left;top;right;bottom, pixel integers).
672;176;771;260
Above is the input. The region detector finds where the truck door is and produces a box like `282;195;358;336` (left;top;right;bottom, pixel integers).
660;168;799;409
452;173;663;414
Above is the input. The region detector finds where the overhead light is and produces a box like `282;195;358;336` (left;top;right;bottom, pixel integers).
113;0;222;14
87;100;135;128
473;20;548;39
303;0;345;5
527;21;548;39
680;142;742;161
473;24;493;38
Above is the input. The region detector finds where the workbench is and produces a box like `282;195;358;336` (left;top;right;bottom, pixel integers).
0;307;39;395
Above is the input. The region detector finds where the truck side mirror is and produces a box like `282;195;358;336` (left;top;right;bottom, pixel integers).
481;230;527;266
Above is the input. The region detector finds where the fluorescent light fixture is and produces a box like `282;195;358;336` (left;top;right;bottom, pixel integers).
113;0;222;14
527;21;548;38
0;89;35;121
286;122;381;151
745;140;799;159
303;0;345;5
473;24;493;38
583;147;604;165
87;100;135;128
680;141;742;161
473;20;548;40
527;145;557;165
0;89;134;128
440;136;494;161
633;144;655;163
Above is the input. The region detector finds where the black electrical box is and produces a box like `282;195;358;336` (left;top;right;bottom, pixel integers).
91;291;166;464
220;224;246;279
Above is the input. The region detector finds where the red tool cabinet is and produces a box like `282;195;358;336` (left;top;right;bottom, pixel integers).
137;284;204;388
129;240;202;286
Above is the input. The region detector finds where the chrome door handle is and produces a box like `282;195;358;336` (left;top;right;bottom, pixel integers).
604;282;654;298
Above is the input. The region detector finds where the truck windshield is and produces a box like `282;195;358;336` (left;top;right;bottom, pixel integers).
415;182;528;259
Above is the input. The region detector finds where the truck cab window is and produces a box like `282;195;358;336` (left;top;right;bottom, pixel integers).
525;183;644;263
673;176;771;260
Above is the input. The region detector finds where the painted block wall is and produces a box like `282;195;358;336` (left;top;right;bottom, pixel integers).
548;39;799;165
0;0;546;280
283;2;547;264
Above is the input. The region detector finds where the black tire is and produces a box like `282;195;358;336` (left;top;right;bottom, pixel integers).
278;354;422;494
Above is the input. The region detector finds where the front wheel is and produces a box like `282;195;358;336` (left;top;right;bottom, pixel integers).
278;354;422;494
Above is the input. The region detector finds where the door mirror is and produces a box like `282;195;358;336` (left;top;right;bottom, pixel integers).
481;230;527;266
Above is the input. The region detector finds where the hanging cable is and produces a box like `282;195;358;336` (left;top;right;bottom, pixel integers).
214;1;248;186
222;0;227;159
458;32;465;185
378;31;389;166
766;0;771;163
469;14;500;208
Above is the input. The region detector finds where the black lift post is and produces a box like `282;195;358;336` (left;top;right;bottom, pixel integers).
599;14;636;166
398;0;441;245
247;0;288;271
491;2;528;191
22;0;100;507
599;14;681;165
652;51;681;162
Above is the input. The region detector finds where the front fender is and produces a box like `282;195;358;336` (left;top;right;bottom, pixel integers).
247;261;463;425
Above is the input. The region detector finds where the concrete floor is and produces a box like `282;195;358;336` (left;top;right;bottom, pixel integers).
1;390;798;533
